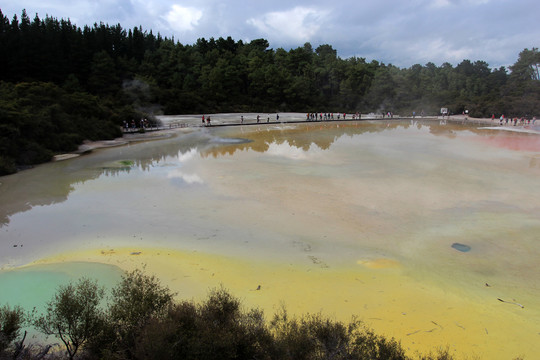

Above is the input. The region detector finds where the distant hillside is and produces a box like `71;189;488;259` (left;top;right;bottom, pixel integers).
1;9;539;174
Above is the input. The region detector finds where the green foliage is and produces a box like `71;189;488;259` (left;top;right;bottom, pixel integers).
133;286;273;360
0;156;16;176
510;48;540;81
270;308;407;360
417;347;454;360
0;304;26;355
34;278;105;359
0;80;122;173
1;9;537;117
119;160;134;166
109;269;175;328
5;270;474;359
88;50;121;95
101;269;175;358
0;9;538;175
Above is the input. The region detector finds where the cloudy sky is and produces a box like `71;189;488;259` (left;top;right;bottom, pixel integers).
2;0;539;68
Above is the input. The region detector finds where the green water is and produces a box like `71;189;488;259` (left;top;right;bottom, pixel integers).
1;119;540;356
0;262;123;312
2;120;540;294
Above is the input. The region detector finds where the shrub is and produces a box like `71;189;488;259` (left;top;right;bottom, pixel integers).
270;308;408;360
18;271;462;359
34;278;105;360
0;304;26;355
0;155;16;175
104;269;175;358
133;287;273;360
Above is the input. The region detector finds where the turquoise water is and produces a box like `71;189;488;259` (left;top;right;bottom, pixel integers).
1;119;540;356
0;262;124;312
1;120;540;292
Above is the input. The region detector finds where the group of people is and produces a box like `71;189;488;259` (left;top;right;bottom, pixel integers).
202;114;281;126
306;112;360;121
412;110;425;118
201;112;372;126
123;118;150;131
494;114;537;126
254;114;280;123
202;115;211;126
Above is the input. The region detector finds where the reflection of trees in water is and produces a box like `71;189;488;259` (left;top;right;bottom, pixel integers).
0;133;212;226
129;132;215;169
201;123;367;157
0;168;102;226
200;121;466;158
0;121;509;226
0;159;159;226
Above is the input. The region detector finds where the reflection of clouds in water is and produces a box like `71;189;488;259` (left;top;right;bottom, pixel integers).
167;169;204;185
167;148;204;184
265;142;323;160
177;148;198;162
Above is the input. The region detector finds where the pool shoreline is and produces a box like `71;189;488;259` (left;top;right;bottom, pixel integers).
3;245;534;359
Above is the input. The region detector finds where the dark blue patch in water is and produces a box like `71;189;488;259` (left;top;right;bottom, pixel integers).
451;243;471;252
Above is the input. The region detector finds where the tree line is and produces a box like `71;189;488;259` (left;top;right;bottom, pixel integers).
0;269;459;360
1;9;539;175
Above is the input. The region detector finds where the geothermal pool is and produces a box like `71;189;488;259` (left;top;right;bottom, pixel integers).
1;119;539;358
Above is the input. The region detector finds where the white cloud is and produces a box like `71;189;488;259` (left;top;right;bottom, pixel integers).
430;0;491;7
2;0;538;68
130;0;162;17
247;6;329;42
265;142;322;160
464;0;492;4
163;4;203;32
409;38;473;64
167;168;204;184
177;148;198;162
430;0;454;8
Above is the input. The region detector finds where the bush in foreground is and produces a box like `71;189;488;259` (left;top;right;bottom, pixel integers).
1;269;473;360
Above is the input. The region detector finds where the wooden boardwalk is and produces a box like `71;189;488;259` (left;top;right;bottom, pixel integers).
122;115;463;134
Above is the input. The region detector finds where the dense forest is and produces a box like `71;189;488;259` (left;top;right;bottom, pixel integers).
0;270;456;360
1;9;539;175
